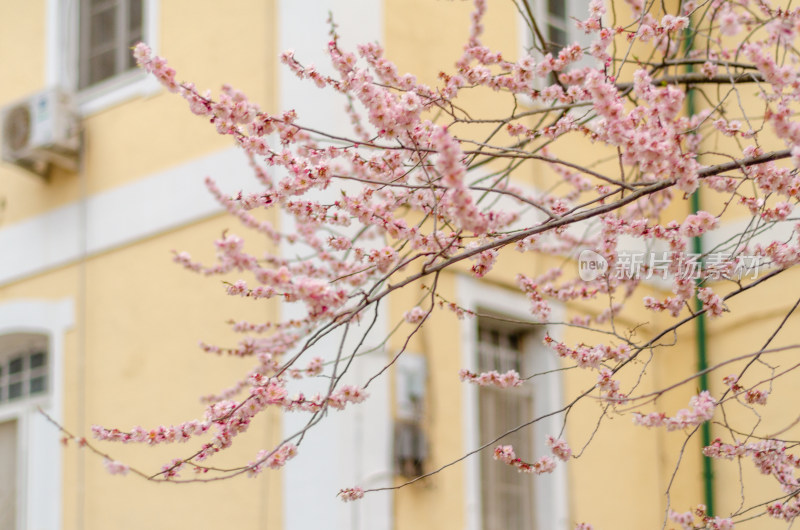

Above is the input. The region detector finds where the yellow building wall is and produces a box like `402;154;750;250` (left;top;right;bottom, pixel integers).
0;0;284;529
0;216;282;530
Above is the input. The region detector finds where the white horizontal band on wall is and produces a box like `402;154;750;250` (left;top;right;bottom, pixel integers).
0;147;260;287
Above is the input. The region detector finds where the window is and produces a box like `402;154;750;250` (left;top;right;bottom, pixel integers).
458;278;568;530
46;0;158;113
516;0;594;93
0;299;70;530
518;0;573;56
0;333;49;530
544;0;568;55
519;0;594;66
0;347;48;403
78;0;145;90
477;323;536;530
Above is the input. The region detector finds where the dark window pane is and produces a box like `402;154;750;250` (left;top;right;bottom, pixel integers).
129;0;143;33
548;25;567;54
81;0;146;88
30;376;46;395
8;358;22;375
548;0;566;18
8;382;22;400
90;7;117;49
127;0;144;70
30;352;46;369
89;50;117;86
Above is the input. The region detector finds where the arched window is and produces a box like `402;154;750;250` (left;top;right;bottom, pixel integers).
0;299;72;530
0;333;49;404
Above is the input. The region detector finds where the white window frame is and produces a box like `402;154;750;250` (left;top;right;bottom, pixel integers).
0;299;73;530
516;0;596;101
476;322;538;529
518;0;588;57
46;0;160;116
0;337;50;404
457;276;568;530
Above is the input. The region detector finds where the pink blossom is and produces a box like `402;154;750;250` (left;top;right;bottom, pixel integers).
547;436;572;461
459;368;522;388
103;458;130;476
698;287;725;318
404;306;427;324
634;391;716;431
339;486;365;502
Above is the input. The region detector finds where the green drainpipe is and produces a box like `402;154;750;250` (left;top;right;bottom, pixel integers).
684;26;715;517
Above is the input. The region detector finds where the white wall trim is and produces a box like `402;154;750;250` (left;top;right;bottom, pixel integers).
0;147;262;287
0;298;74;530
703;214;798;255
277;1;390;529
457;276;569;530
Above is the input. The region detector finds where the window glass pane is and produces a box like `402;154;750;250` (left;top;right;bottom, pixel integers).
0;420;17;530
478;323;534;529
127;0;144;68
548;25;567;54
548;0;566;19
8;382;22;400
30;352;46;369
90;7;117;49
129;0;143;33
30;376;46;395
8;358;22;375
88;50;117;86
81;0;146;88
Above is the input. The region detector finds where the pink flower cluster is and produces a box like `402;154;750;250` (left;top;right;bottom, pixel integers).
247;443;298;477
633;391;716;431
723;375;769;405
768;497;800;522
404;306;428;324
493;445;557;475
704;438;800;492
680;211;719;237
458;368;521;388
103;458;130;476
546;436;572;461
543;335;631;371
669;507;733;530
596;368;628;403
113;0;800;509
338;487;365;502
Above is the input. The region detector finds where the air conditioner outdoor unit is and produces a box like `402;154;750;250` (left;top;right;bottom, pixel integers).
1;88;80;177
